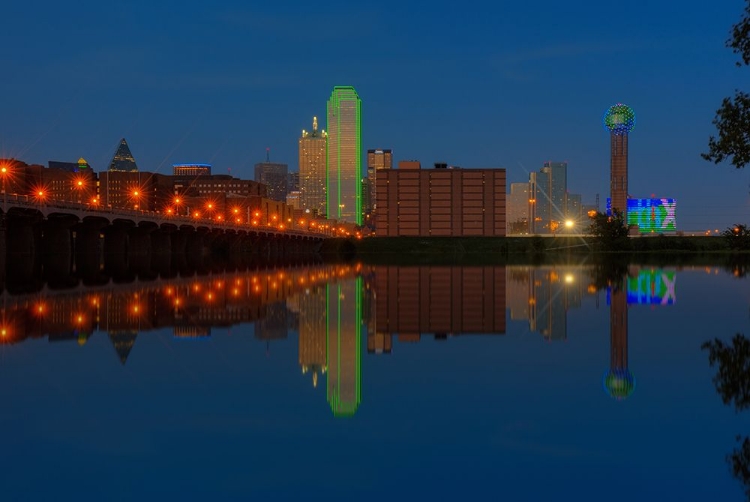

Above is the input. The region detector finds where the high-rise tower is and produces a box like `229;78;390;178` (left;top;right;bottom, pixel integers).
603;104;636;216
254;150;288;202
299;116;328;216
108;138;139;172
327;86;362;224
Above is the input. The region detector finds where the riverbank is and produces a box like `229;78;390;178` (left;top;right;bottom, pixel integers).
325;235;750;266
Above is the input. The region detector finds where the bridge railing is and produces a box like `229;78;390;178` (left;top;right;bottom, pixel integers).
0;194;334;238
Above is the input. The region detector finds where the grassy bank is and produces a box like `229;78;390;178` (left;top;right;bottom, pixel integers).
345;235;746;266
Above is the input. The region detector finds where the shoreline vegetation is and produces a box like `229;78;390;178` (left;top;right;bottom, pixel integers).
320;236;750;267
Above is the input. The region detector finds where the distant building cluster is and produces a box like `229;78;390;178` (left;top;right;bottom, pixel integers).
0;96;679;236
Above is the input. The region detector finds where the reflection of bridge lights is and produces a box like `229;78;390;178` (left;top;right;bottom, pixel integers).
36;303;45;315
1;328;7;338
207;293;213;301
133;305;140;314
76;315;83;324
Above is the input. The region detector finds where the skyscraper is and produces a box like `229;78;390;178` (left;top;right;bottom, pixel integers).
254;150;288;202
529;161;567;233
366;149;392;226
603;103;636;216
299;116;328;216
327;86;362;224
108;138;139;172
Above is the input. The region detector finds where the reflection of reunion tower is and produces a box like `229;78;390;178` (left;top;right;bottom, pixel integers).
604;284;635;400
603;103;636;215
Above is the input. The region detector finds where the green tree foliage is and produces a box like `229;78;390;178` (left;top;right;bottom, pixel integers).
587;210;629;250
703;1;750;169
723;224;750;250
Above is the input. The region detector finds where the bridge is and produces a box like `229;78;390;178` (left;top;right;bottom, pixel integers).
0;194;333;289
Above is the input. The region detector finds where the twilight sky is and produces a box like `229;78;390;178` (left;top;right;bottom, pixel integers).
1;0;747;230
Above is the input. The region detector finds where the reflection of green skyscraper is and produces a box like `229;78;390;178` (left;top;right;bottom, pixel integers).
327;277;362;416
326;86;362;224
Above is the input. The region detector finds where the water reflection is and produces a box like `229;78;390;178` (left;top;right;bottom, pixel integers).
704;334;750;498
0;263;689;407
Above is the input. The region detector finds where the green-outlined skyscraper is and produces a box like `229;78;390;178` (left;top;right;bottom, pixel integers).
326;276;362;416
326;86;362;224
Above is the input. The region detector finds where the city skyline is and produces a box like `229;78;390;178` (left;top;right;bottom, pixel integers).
0;2;747;230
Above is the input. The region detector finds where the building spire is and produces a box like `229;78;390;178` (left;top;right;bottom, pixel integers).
313;116;318;132
266;147;270;162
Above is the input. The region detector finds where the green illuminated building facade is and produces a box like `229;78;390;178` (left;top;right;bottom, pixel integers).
326;86;362;224
326;277;362;416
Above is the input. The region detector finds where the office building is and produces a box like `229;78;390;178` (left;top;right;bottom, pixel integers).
287;172;299;193
375;161;506;237
528;161;569;233
366;149;392;224
327;86;362;224
507;182;531;235
254;153;288;202
107;138;139;172
299;116;328;217
173;163;211;177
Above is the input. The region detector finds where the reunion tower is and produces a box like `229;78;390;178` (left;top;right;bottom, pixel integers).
603;103;636;216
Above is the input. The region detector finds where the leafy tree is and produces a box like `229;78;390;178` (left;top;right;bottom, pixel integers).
703;1;750;168
723;224;750;250
587;210;629;250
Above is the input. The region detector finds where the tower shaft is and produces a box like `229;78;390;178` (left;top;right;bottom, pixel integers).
610;133;628;215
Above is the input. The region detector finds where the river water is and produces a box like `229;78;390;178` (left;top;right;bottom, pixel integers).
0;262;748;500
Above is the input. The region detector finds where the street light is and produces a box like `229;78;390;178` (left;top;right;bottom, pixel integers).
1;165;8;213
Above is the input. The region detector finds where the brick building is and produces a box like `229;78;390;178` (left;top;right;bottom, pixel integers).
375;161;506;236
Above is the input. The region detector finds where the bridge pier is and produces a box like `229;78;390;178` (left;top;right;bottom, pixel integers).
150;227;172;277
74;221;106;284
129;225;156;279
103;223;131;281
6;214;42;293
42;216;77;286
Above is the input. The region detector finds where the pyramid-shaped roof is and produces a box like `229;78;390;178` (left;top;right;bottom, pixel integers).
108;331;138;365
107;138;139;172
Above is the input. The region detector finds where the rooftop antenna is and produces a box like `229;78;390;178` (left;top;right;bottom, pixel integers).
313;116;318;132
266;147;270;163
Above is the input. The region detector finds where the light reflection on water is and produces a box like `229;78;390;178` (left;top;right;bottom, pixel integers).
0;263;748;500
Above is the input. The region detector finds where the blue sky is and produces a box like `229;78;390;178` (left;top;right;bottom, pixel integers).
1;0;747;230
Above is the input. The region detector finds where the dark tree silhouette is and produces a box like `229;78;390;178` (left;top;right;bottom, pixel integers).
703;1;750;169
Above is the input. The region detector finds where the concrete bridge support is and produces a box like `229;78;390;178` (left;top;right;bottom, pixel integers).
6;215;43;292
74;221;106;283
150;228;172;276
128;225;155;278
42;216;76;283
103;224;131;280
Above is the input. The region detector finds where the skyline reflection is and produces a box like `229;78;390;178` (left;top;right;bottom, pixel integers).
0;263;686;413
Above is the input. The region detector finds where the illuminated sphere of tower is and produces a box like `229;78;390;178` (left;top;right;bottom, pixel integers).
603;103;636;135
603;368;635;400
